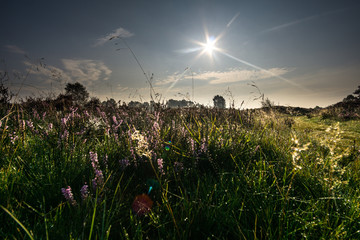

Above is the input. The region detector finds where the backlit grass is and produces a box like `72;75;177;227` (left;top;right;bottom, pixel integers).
0;104;359;239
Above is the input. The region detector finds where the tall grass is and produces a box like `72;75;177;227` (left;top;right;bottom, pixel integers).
0;102;359;239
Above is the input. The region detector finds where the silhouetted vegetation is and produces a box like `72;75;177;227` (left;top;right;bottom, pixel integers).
213;95;226;108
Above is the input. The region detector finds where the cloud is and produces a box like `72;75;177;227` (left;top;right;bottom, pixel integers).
156;68;291;86
24;59;112;86
207;68;290;84
94;27;134;46
62;59;112;84
117;84;129;92
4;45;27;54
261;8;348;34
24;60;71;84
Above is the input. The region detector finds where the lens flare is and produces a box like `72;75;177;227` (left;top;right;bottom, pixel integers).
203;36;216;55
132;194;153;216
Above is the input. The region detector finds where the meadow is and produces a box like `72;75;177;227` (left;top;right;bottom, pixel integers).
1;102;359;239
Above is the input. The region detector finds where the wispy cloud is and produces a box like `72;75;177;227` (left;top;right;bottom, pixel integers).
117;84;129;92
94;27;134;46
156;68;292;86
261;8;348;34
24;61;71;84
24;59;112;86
4;45;27;55
62;59;112;83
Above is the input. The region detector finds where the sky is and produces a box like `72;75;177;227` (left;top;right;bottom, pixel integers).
1;0;360;108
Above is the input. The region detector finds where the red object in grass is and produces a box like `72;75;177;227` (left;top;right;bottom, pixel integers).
132;194;153;216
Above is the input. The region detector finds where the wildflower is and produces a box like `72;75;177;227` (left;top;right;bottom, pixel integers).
131;129;152;158
90;152;99;169
189;138;195;153
84;110;90;118
61;186;77;206
112;115;118;125
89;152;104;190
80;184;89;200
92;169;104;190
61;117;68;127
26;120;34;130
200;138;207;153
132;194;153;216
10;132;18;144
157;158;164;175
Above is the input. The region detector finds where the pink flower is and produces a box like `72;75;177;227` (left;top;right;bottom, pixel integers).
80;184;89;200
61;186;77;206
157;158;164;175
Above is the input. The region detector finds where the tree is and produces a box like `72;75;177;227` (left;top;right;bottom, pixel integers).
353;85;360;99
213;95;226;109
0;82;12;105
64;82;89;104
343;94;357;102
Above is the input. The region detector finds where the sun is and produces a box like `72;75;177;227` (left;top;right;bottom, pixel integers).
202;36;217;56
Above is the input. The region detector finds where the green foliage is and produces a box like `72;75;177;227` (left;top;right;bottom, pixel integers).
0;104;359;239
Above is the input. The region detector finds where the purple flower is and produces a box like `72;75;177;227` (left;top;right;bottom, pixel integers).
84;110;90;118
89;152;104;190
61;117;68;127
10;132;18;144
200;138;207;153
90;152;99;170
80;184;89;200
92;169;104;190
157;158;164;175
112;116;118;125
26;120;34;130
61;186;77;206
189;138;195;153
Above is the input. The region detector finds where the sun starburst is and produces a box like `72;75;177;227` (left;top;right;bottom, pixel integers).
201;36;217;56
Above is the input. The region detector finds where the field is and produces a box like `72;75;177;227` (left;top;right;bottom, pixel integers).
1;103;360;239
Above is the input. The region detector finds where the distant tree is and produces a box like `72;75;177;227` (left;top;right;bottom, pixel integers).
54;94;73;111
102;98;117;108
64;82;89;104
353;85;360;99
85;97;101;110
166;99;194;108
343;94;357;102
0;82;12;105
213;95;226;109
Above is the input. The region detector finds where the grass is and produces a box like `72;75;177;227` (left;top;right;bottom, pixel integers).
0;103;359;239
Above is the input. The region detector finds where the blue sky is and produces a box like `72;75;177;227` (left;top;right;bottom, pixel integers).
1;0;360;108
